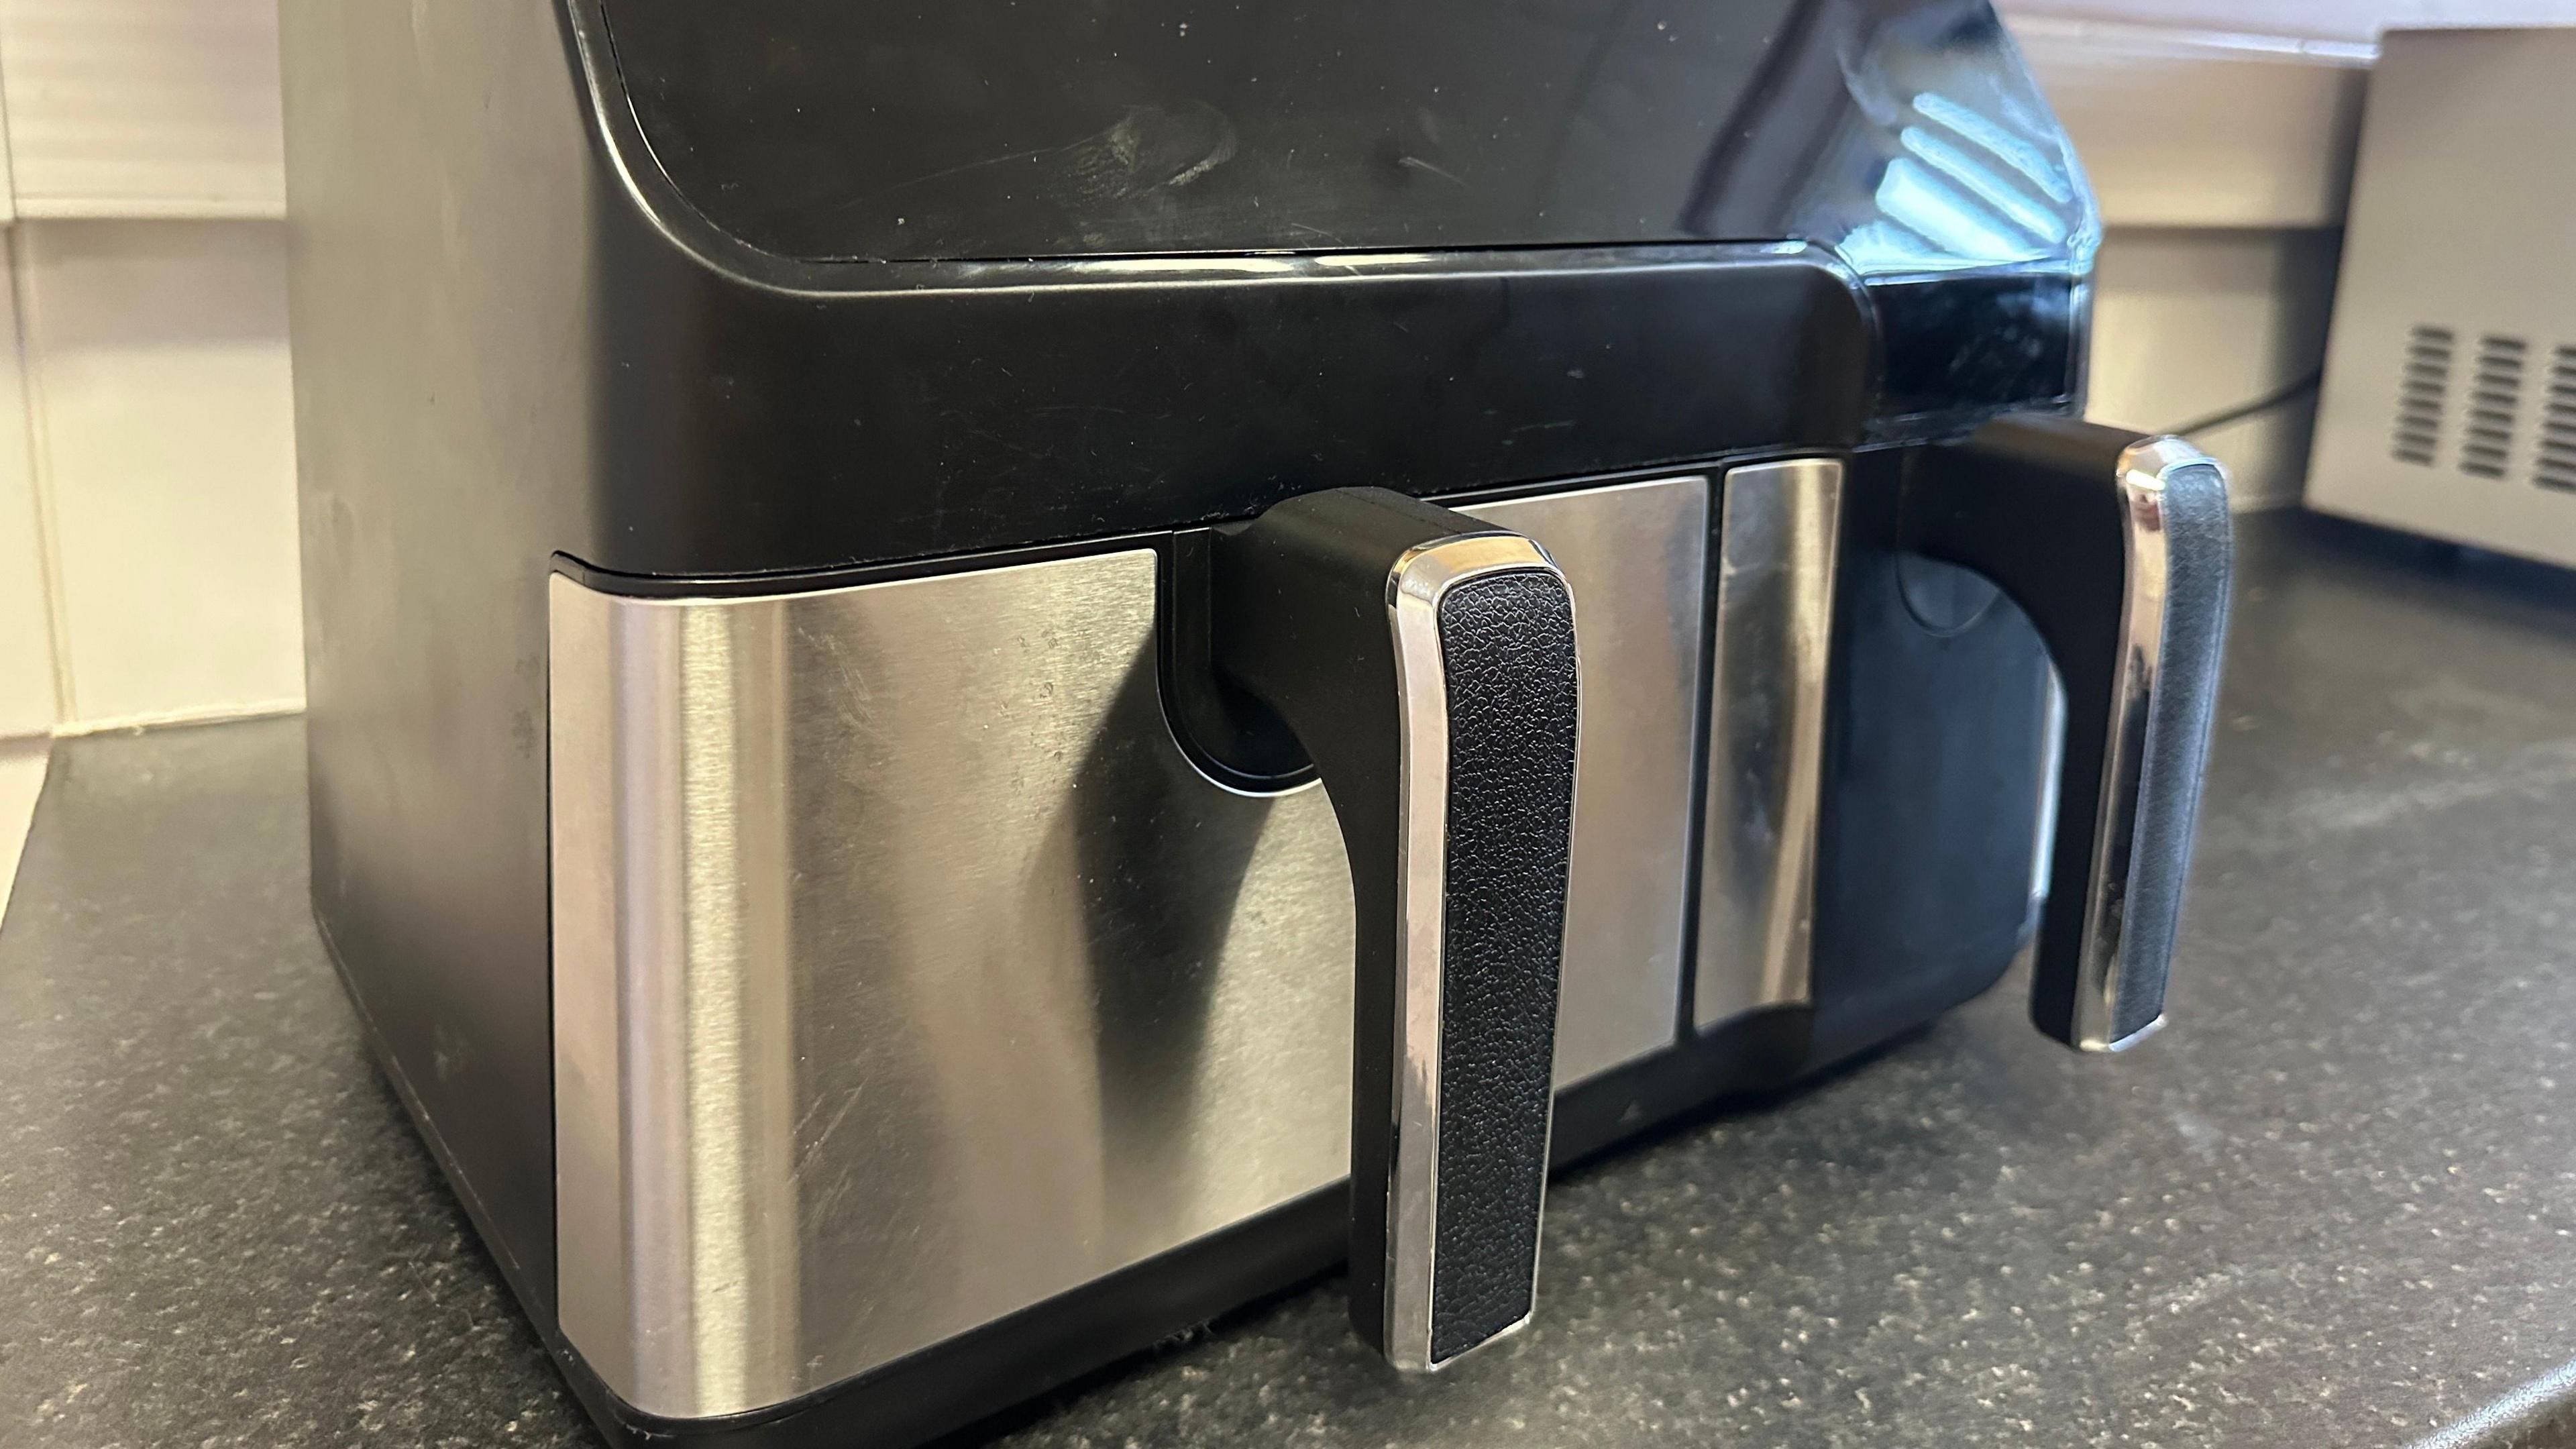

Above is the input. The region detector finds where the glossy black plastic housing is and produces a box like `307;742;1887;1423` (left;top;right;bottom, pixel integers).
594;0;2096;271
552;0;2091;582
580;241;1880;580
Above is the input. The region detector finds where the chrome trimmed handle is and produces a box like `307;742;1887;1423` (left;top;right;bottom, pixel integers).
1908;418;2234;1052
1383;533;1572;1368
1210;487;1578;1372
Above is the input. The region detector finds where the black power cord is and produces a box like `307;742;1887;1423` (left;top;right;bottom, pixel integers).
2162;367;2324;438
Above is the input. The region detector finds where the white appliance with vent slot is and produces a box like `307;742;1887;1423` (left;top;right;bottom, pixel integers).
2309;27;2576;562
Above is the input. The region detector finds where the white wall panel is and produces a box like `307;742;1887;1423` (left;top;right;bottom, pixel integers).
2010;17;2368;229
2086;226;2343;510
0;231;52;739
0;0;286;219
16;220;301;727
2002;0;2576;43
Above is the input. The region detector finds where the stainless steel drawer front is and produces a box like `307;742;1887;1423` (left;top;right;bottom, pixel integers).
1463;480;1707;1084
1695;457;1844;1029
550;476;1709;1419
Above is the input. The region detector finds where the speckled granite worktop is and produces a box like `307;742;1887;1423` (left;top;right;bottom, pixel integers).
5;513;2576;1448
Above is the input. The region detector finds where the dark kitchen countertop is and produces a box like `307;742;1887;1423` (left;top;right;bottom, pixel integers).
7;511;2576;1448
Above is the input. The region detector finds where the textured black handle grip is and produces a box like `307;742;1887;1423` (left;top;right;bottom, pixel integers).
1907;417;2233;1052
1208;487;1576;1371
2100;456;2230;1042
1426;571;1577;1363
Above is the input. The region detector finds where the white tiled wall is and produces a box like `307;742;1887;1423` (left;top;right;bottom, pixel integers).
0;238;52;741
1;0;2540;738
0;0;282;218
0;0;291;740
17;220;300;728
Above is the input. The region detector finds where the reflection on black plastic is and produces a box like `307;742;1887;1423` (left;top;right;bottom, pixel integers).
1872;272;2080;432
599;0;2096;283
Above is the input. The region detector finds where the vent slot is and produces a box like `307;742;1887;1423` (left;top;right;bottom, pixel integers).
2392;324;2453;465
2460;333;2526;479
2540;345;2576;493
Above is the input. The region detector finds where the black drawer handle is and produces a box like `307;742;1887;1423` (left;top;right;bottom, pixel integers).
1210;487;1579;1371
1907;417;2233;1051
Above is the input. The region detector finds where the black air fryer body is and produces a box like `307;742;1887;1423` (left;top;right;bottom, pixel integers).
282;3;2231;1444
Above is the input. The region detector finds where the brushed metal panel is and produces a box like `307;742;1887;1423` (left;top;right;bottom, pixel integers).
1696;458;1842;1030
551;474;1709;1418
554;551;1357;1419
1464;478;1708;1083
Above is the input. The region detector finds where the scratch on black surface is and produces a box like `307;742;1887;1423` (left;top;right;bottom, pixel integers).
1397;155;1469;189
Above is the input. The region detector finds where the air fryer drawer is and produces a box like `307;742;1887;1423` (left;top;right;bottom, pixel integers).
546;473;1711;1419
